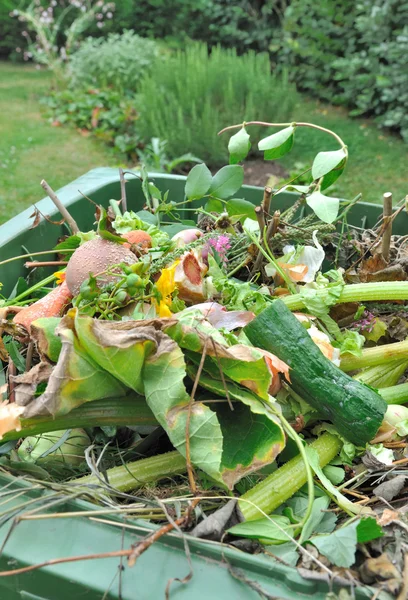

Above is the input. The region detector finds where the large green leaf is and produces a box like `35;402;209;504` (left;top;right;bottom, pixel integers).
209;165;244;199
228;127;251;164
74;312;157;394
21;320;126;418
188;369;286;488
142;334;223;482
185;163;212;200
258;126;295;160
164;317;274;399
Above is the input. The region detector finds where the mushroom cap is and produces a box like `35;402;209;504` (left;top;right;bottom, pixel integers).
65;237;137;295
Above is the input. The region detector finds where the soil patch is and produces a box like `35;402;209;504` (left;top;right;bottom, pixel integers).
243;159;288;188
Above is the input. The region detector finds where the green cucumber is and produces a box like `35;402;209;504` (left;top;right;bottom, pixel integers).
244;299;387;445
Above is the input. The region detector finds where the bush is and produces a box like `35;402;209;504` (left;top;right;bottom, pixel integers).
283;0;408;140
68;31;160;94
43;88;139;159
136;43;298;165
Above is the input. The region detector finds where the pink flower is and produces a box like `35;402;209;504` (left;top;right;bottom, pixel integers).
206;234;231;266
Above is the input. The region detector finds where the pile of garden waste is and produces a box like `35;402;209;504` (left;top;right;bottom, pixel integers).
1;120;408;598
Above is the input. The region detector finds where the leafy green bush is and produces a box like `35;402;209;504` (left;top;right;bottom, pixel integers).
136;43;298;165
68;31;160;94
43;88;139;158
283;0;408;140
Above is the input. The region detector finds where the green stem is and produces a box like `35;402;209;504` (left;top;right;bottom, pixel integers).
239;432;342;521
75;451;186;493
218;121;346;150
282;282;408;311
6;274;58;306
246;229;296;294
1;396;157;442
379;383;408;406
341;339;408;372
109;199;122;218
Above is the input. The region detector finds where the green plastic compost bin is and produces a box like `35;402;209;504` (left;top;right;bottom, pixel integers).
0;168;399;600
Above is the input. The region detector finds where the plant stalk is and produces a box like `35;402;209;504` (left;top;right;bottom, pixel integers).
341;339;408;372
379;383;408;406
1;396;157;442
353;359;408;388
239;432;342;521
75;451;186;492
282;282;408;311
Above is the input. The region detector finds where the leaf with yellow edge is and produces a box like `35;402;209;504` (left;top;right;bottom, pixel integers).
74;311;158;394
21;317;126;418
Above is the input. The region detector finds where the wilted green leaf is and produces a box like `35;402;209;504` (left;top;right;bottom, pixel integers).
143;333;223;482
306;191;339;223
189;370;286;488
74;312;158;394
164;317;277;400
258;126;295;160
228;514;292;542
31;317;62;362
226;198;257;221
22;321;126;418
310;522;358;568
185;163;212;200
209;165;244;199
228;127;251;164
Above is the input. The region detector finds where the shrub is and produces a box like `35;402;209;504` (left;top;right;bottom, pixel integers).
283;0;408;141
68;31;160;94
43;88;140;159
136;43;298;165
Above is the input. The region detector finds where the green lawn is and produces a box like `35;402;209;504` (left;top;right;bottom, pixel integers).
0;62;117;225
281;99;408;204
0;62;407;228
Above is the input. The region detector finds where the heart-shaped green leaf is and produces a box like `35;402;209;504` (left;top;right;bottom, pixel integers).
258;126;295;160
185;163;212;200
228;127;251;164
306;191;340;223
209;165;244;199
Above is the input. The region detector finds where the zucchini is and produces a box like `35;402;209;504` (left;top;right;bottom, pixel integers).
244;299;387;445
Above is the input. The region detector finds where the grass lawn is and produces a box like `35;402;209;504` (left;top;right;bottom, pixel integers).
0;62;117;225
0;62;407;227
281;98;408;204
